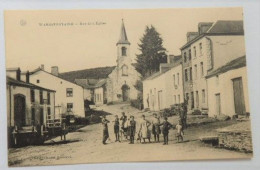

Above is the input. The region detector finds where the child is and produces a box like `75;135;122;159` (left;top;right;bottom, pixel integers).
101;115;110;145
113;115;120;142
152;113;161;143
129;116;136;144
160;117;173;145
176;120;184;143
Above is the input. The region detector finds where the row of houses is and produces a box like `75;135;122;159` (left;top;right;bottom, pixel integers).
143;20;250;118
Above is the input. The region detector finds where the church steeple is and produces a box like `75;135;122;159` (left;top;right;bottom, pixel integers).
117;19;130;45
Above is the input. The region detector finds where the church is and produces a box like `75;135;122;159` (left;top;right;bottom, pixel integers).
59;20;141;105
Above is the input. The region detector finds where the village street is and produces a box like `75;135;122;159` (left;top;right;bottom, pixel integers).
8;104;252;167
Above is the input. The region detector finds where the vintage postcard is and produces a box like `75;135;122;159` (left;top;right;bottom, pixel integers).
5;8;252;167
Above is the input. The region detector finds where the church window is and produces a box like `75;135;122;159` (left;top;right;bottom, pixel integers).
122;47;127;56
122;65;128;76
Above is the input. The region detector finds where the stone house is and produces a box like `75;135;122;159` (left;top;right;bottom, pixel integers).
59;20;141;105
6;68;55;129
143;55;183;111
206;56;250;117
23;66;85;118
180;20;245;113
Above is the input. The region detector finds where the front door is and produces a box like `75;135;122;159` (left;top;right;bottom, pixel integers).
215;93;221;115
14;94;26;127
158;91;163;110
233;77;246;115
122;85;130;101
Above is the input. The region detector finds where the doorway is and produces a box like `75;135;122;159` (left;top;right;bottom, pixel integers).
121;84;130;102
215;93;221;115
232;77;246;115
14;94;26;127
158;91;163;110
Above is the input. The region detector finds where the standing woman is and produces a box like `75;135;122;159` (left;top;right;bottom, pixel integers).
139;115;151;144
101;115;110;145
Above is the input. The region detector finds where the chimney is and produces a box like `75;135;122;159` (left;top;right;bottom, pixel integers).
26;71;30;83
198;22;213;35
16;68;21;81
40;64;45;70
51;66;59;76
186;32;199;42
167;55;175;64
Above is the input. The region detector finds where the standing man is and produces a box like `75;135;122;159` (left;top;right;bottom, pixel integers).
129;116;136;144
152;113;161;143
101;115;110;145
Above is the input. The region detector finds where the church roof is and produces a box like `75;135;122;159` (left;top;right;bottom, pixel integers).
75;79;107;89
117;19;130;45
59;66;116;83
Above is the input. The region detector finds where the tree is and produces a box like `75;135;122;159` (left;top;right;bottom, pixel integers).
136;25;167;77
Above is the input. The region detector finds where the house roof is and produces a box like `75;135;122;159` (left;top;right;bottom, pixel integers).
206;55;246;79
75;79;107;89
117;19;130;45
28;67;84;88
6;76;56;92
144;56;182;81
59;66;116;83
180;20;244;50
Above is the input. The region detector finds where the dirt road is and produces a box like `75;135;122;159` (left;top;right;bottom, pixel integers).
8;104;252;167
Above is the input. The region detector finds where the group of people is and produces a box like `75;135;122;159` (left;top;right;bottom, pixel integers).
101;110;185;145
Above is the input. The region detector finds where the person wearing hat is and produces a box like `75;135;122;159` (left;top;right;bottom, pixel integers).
101;115;110;145
152;113;161;143
160;116;173;145
128;116;136;144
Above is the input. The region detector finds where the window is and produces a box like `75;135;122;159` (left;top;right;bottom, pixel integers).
186;93;189;101
190;67;193;81
194;64;197;80
174;95;176;104
47;107;51;120
193;46;197;58
31;108;35;125
37;79;40;83
122;47;127;56
200;62;204;77
47;92;50;105
173;74;176;86
199;42;202;55
185;69;188;81
122;65;128;76
66;88;73;97
196;91;199;108
177;73;180;85
202;89;205;103
189;49;191;60
184;52;187;63
39;90;43;104
30;89;35;103
191;92;194;109
67;103;73;112
178;95;180;104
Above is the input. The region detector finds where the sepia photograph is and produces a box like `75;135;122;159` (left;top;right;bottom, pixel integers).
4;7;253;167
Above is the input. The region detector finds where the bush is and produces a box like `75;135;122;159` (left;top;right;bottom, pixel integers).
192;109;202;115
130;99;143;110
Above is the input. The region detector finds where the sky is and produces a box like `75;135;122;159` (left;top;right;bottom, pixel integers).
4;8;243;73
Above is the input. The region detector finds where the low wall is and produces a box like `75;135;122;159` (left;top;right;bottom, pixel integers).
217;123;253;152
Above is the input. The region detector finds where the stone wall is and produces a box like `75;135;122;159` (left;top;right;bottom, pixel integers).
217;121;253;152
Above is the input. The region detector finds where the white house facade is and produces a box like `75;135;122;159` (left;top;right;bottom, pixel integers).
181;20;245;112
25;68;85;118
143;55;183;111
206;56;249;117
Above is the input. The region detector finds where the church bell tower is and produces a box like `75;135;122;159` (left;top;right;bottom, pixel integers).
116;19;131;67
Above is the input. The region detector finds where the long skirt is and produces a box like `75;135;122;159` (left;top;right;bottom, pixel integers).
103;128;109;143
